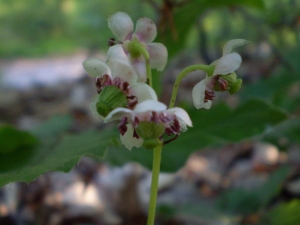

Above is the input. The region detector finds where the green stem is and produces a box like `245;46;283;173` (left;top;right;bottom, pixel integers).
147;144;163;225
169;64;213;108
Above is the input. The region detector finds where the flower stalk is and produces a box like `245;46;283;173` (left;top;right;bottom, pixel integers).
169;64;213;108
147;144;163;225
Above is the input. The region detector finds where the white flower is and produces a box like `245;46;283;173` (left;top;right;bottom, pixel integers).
104;100;192;150
108;11;168;82
83;48;157;119
192;39;249;109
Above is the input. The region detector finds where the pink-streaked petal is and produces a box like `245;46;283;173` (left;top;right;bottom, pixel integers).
213;52;242;75
131;58;147;82
90;95;104;120
107;44;129;63
223;39;249;55
192;80;212;109
147;43;168;71
120;124;143;150
108;12;133;41
131;83;158;102
135;17;157;43
83;58;111;78
167;108;192;127
104;107;133;123
107;59;138;84
134;100;166;113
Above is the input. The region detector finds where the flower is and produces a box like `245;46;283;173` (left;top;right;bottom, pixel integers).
192;39;249;109
83;46;157;119
107;11;168;82
104;100;192;150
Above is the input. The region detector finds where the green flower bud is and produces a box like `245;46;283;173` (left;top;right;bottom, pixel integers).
96;86;127;117
126;40;144;58
135;121;165;149
220;72;237;86
229;78;242;94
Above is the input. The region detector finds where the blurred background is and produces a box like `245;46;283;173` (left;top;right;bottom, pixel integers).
0;0;300;224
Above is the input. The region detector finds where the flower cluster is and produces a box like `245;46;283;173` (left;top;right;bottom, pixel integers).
192;39;249;109
83;12;191;150
83;11;247;150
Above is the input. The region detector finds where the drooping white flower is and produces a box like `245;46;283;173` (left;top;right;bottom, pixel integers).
83;49;157;119
104;100;192;150
192;39;249;109
108;11;168;82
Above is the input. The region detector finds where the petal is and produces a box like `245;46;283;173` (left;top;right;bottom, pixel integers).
192;80;212;109
131;58;147;82
134;100;167;113
147;43;168;71
120;124;143;150
90;95;104;120
107;59;138;84
108;12;133;41
223;39;249;55
104;107;133;123
167;107;192;127
131;83;158;102
107;44;129;63
83;58;111;77
213;52;242;75
135;17;157;43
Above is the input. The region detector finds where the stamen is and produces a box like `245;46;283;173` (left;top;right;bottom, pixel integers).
133;116;140;128
159;113;170;123
118;117;128;135
133;129;140;139
218;78;228;91
113;78;121;87
122;82;130;94
108;38;116;46
204;90;215;103
127;96;138;109
95;74;112;93
171;118;180;134
151;111;159;124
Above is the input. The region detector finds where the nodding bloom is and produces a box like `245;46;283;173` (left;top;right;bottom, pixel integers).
83;46;157;119
192;39;249;109
104;100;192;150
107;11;168;82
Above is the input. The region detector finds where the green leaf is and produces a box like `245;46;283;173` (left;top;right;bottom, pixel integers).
0;129;116;187
262;118;300;147
216;166;290;216
31;114;73;142
104;99;287;172
258;166;290;207
0;125;38;154
259;200;300;225
0;125;38;172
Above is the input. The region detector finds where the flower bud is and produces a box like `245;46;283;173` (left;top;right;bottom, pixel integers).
221;72;237;85
125;40;144;58
96;86;128;117
229;78;242;94
135;121;165;149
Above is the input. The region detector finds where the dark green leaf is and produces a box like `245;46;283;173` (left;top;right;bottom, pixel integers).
0;125;38;154
0;126;38;172
0;129;116;187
